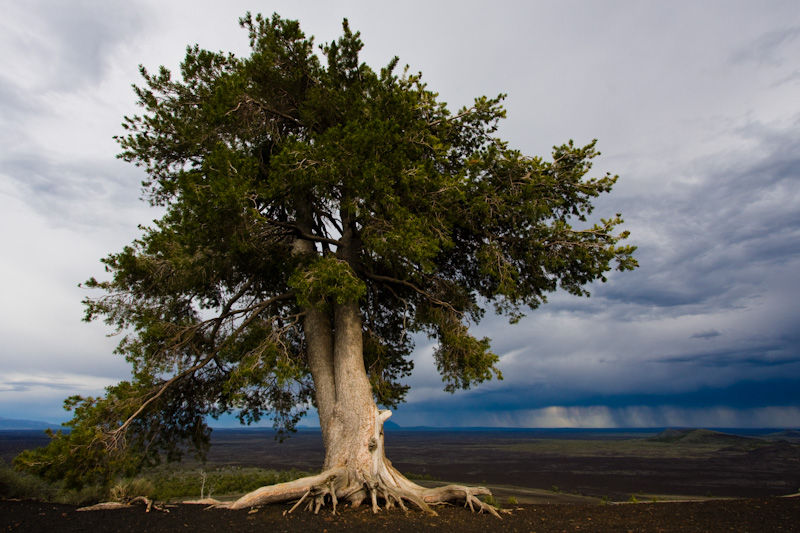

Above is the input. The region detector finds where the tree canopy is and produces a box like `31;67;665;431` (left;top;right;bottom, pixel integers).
16;13;636;489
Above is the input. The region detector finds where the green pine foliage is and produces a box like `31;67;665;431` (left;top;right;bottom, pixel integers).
16;12;636;487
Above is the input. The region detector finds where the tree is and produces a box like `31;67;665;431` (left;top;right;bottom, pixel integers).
15;13;636;515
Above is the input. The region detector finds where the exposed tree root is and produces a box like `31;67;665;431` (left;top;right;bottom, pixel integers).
181;498;224;505
217;465;501;518
217;409;502;518
78;496;167;513
217;468;347;511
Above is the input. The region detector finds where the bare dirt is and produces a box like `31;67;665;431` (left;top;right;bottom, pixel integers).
202;428;800;502
3;496;800;532
3;427;800;531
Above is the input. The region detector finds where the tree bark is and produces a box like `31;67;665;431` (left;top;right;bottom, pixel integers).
224;296;499;516
228;205;501;516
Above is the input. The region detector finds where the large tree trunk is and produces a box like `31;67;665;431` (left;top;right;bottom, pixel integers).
222;210;499;516
223;298;499;516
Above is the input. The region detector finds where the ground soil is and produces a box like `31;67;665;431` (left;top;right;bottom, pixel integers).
202;429;800;501
3;496;800;532
4;428;800;531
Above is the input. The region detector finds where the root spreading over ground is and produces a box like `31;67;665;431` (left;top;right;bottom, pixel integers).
218;464;501;518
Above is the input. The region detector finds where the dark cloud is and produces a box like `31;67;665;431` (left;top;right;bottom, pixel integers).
3;1;800;428
396;376;800;423
0;2;154;232
0;80;36;123
6;0;150;92
595;115;800;317
585;378;800;410
650;345;800;369
1;155;147;231
692;329;721;339
732;25;800;67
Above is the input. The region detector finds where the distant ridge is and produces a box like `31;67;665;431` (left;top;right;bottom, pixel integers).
764;429;800;441
207;425;795;437
648;428;758;445
0;417;56;430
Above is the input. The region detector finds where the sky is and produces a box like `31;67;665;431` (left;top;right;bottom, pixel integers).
1;0;799;429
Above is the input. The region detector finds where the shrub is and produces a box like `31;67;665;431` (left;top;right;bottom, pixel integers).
403;472;440;482
507;495;518;505
0;461;55;501
110;477;155;501
482;494;498;508
130;465;317;501
1;459;107;505
3;457;324;505
56;484;107;506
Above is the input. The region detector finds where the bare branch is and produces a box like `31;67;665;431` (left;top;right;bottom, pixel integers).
427;106;476;128
106;292;294;442
240;95;302;126
262;217;342;246
364;271;462;318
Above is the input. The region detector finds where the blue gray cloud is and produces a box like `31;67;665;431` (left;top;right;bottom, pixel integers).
1;0;799;429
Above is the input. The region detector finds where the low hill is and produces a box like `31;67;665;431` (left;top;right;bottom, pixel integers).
648;428;759;446
764;430;800;442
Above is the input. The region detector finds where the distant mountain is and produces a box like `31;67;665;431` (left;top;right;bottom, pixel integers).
0;417;56;430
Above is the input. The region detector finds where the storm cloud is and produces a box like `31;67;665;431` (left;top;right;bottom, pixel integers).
1;0;798;427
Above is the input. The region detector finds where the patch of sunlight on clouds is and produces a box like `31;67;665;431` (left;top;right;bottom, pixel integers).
518;406;616;428
503;405;800;428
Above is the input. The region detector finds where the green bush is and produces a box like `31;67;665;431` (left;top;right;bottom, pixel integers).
56;484;107;506
110;477;156;501
3;457;317;505
130;465;317;501
0;461;55;501
507;495;518;505
0;461;106;506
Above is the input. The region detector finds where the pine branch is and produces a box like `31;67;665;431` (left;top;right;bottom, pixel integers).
106;292;294;445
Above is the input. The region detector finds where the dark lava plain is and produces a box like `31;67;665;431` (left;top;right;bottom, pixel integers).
3;497;800;532
3;427;800;531
197;427;800;501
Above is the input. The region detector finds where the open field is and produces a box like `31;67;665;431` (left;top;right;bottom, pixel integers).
4;428;800;531
196;427;800;502
4;427;798;503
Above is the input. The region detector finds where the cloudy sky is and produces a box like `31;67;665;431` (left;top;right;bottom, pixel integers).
1;0;799;429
